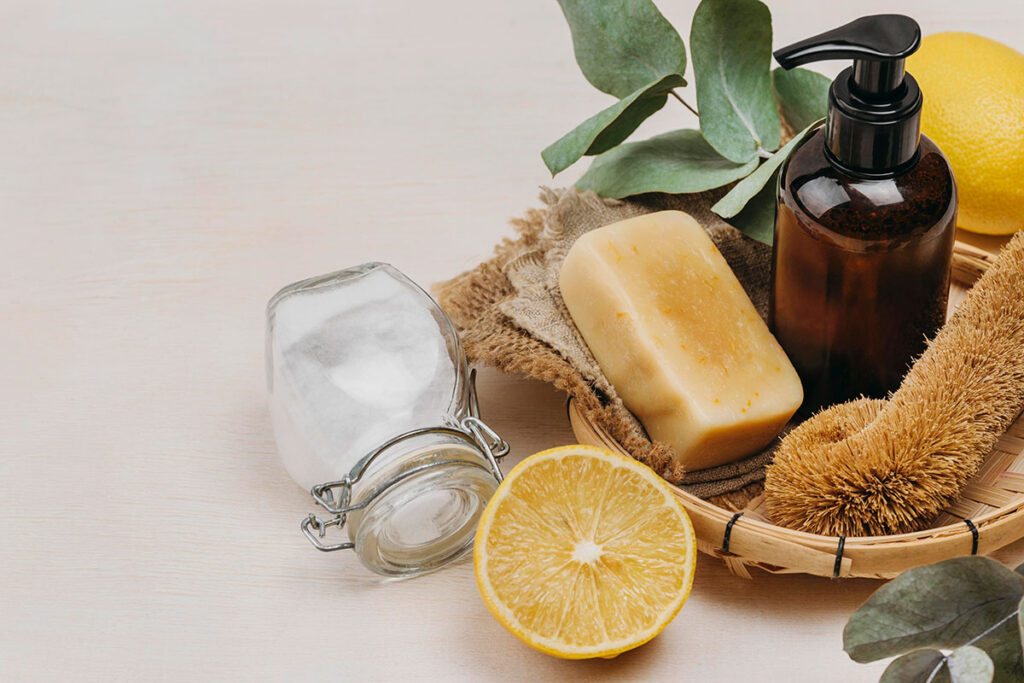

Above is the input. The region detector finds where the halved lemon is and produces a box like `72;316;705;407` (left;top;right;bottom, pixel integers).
473;444;696;659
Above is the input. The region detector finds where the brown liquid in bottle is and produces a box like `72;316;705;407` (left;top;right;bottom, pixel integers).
770;128;957;413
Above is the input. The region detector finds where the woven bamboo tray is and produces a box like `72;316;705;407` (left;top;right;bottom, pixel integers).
568;240;1024;580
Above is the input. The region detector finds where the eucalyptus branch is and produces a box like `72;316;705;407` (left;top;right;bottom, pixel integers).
844;557;1024;682
924;606;1017;682
966;609;1020;648
546;0;831;242
669;90;699;117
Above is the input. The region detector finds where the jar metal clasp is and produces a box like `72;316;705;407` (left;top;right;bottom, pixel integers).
300;370;508;552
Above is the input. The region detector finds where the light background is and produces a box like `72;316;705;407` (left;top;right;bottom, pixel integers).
2;0;1022;680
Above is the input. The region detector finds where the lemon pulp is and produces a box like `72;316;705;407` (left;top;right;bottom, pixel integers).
474;445;696;659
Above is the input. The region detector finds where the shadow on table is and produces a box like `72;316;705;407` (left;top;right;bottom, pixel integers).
691;555;884;620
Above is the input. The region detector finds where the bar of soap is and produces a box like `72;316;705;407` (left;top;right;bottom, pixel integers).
559;211;803;471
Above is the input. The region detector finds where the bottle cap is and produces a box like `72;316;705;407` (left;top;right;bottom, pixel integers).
775;15;922;177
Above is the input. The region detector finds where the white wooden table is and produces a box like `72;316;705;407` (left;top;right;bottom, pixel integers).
3;1;1022;679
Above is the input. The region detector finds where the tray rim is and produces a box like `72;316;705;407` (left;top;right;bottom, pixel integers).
567;397;1024;579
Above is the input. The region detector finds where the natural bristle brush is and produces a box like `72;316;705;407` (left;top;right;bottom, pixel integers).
765;232;1024;537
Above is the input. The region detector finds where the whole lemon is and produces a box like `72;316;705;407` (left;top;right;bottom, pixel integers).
908;33;1024;235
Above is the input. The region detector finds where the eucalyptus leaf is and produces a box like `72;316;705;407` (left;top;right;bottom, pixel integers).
772;67;831;132
1019;595;1024;653
575;128;758;199
690;0;780;162
542;74;685;176
724;169;777;244
880;650;950;683
879;647;994;683
977;613;1024;682
844;557;1024;664
947;646;995;683
711;120;820;219
555;0;687;99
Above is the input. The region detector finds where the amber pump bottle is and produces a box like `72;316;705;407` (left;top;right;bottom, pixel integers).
770;15;957;413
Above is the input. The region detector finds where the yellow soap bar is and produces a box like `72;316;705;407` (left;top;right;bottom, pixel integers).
559;211;803;471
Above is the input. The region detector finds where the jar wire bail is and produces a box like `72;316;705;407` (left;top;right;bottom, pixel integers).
300;369;509;552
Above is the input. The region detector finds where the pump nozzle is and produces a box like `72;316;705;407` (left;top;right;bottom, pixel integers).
775;15;924;177
775;15;920;99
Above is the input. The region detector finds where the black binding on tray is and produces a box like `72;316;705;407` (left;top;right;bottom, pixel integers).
833;536;846;578
721;512;744;555
964;518;979;555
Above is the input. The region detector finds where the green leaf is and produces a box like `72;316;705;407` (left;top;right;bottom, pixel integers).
555;0;688;99
772;67;831;132
724;169;777;244
880;647;993;683
947;646;995;683
542;74;685;176
1019;595;1024;653
575;128;758;199
711;120;819;219
881;650;950;683
844;557;1024;664
973;611;1024;682
689;0;780;162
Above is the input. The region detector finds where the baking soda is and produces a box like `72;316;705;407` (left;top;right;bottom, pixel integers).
268;266;458;489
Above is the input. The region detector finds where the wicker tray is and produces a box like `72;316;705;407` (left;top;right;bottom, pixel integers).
568;240;1024;579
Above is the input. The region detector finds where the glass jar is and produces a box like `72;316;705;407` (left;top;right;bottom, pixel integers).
266;262;507;577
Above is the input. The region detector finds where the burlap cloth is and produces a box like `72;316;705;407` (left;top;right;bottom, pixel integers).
436;186;779;511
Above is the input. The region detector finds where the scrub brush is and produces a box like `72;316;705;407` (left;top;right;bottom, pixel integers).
765;232;1024;537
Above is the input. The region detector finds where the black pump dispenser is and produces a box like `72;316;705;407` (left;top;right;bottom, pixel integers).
774;15;923;177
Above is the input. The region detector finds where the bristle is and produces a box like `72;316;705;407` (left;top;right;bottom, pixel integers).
765;232;1024;537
